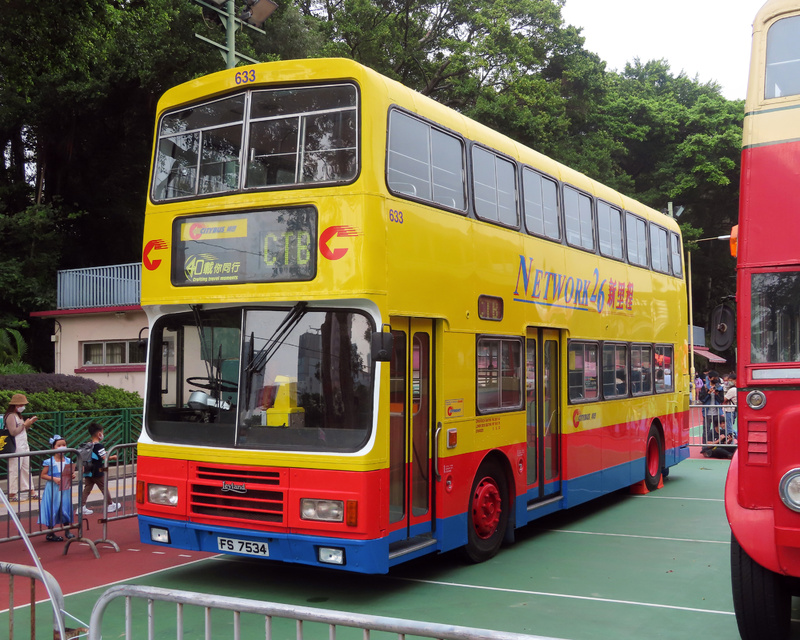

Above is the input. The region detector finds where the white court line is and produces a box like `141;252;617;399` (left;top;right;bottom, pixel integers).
0;554;217;614
540;529;730;545
398;577;735;616
630;495;724;502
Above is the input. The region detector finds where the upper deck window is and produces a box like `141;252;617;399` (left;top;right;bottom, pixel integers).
387;111;467;211
649;223;670;274
472;147;518;226
625;213;649;268
597;201;624;260
247;85;357;188
522;168;560;241
152;84;358;202
766;16;800;99
670;232;683;278
563;186;594;251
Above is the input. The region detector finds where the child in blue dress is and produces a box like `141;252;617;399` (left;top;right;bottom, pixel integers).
39;434;76;541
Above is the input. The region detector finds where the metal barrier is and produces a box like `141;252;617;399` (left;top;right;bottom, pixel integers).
0;409;142;480
0;448;101;557
0;489;89;638
688;403;737;457
94;443;137;552
1;443;137;554
89;584;564;640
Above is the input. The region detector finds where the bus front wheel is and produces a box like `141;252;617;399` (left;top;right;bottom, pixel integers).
644;423;663;492
464;460;509;563
731;533;791;640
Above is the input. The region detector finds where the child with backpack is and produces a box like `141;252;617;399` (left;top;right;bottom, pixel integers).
79;422;120;515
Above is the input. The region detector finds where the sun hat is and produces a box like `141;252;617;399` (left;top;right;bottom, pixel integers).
9;393;28;405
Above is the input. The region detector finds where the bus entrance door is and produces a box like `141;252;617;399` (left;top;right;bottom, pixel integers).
526;328;562;503
388;318;434;551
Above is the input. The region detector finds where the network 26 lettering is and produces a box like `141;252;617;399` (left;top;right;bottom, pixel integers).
513;255;634;314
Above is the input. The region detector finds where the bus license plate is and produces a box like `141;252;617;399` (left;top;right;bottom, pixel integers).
218;537;269;557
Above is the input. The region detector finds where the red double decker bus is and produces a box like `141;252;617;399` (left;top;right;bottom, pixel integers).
728;1;800;637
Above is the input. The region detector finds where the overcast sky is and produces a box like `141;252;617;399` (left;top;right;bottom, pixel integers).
560;0;763;101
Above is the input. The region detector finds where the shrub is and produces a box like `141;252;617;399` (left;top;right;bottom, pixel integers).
0;373;142;412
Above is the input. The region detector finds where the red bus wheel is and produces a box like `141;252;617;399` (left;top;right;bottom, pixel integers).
464;460;509;563
644;424;663;492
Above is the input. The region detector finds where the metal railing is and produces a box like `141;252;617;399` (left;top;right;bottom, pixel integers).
94;443;137;551
1;448;99;557
0;489;89;639
688;403;737;458
0;445;138;557
0;409;142;481
57;263;140;310
88;584;564;640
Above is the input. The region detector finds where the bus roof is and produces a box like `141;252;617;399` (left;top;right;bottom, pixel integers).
156;57;677;232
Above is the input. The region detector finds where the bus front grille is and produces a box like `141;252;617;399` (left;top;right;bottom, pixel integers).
188;463;286;524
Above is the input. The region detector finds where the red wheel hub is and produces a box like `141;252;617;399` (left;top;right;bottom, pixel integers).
647;436;659;477
471;477;502;539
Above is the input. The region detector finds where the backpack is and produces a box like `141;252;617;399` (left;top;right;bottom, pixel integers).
78;441;94;473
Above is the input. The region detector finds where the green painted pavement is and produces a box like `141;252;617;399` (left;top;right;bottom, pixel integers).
14;457;800;639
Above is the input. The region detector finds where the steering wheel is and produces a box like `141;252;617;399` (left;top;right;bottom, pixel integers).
186;376;238;393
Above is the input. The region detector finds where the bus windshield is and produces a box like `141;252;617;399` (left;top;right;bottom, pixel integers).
147;307;375;452
751;270;800;363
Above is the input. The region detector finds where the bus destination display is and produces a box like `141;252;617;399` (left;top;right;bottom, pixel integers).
172;207;317;285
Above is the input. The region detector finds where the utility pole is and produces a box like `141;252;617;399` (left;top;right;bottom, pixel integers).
194;0;277;69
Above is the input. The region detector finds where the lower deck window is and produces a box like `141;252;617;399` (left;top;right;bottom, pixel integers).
568;342;598;402
477;337;523;412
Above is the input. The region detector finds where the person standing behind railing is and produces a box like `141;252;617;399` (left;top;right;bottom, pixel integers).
4;393;39;502
724;372;738;436
39;434;76;541
699;372;724;454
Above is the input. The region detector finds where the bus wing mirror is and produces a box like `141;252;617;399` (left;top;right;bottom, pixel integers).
709;303;735;352
371;329;394;362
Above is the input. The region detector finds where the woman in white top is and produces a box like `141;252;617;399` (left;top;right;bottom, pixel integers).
5;393;39;501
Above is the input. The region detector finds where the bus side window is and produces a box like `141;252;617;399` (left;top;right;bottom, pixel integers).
766;16;800;99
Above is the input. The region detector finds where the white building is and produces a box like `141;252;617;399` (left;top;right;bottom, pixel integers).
31;263;147;395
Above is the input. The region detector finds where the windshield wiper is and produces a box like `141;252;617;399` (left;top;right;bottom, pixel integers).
245;301;307;375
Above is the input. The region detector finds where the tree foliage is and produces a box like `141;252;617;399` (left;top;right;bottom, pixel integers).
1;0;745;366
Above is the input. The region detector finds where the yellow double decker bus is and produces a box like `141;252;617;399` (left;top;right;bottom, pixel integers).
136;58;689;573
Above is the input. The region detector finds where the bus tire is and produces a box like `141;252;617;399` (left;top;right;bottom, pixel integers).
464;459;509;563
644;423;663;492
731;533;791;640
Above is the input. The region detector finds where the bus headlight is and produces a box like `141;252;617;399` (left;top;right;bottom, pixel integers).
301;498;344;522
148;484;179;506
746;390;767;410
779;469;800;512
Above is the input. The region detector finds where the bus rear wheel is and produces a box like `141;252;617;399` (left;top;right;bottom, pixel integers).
644;424;663;492
731;533;791;640
464;460;509;563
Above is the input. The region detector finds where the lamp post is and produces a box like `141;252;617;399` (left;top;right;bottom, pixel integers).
687;235;731;400
195;0;276;69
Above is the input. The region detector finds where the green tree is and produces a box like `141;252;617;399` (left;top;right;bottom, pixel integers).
593;60;743;330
